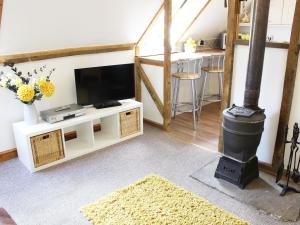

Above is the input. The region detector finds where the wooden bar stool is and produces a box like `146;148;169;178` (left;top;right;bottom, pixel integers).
201;54;225;103
172;59;203;130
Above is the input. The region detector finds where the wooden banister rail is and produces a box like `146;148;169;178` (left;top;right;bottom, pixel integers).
0;43;136;64
139;57;164;67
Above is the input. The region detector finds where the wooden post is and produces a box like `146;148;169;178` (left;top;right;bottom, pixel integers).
134;56;142;102
272;0;300;169
163;0;172;131
218;0;240;152
0;0;3;27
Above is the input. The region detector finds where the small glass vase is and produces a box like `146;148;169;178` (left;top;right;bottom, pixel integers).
23;103;39;125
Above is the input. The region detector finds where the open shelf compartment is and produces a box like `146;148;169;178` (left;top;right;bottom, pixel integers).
93;114;120;148
63;121;94;157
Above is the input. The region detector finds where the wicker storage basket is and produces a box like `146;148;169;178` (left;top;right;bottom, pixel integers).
120;108;140;138
30;130;65;168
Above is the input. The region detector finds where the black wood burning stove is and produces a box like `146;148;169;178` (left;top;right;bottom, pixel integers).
215;0;270;189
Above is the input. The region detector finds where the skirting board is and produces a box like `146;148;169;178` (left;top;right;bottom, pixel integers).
0;149;18;162
143;118;164;129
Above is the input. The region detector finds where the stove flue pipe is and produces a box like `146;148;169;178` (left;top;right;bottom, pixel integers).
243;0;270;109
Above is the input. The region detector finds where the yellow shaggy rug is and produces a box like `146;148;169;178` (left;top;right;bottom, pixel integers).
81;175;249;225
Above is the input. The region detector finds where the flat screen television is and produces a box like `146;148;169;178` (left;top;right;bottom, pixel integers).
75;64;135;106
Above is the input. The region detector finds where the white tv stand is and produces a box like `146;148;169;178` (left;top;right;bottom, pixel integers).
13;99;143;172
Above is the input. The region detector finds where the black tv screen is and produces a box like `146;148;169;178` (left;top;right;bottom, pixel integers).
75;64;135;106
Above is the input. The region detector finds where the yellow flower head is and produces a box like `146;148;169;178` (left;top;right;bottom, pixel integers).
37;79;55;97
17;85;35;102
186;37;197;47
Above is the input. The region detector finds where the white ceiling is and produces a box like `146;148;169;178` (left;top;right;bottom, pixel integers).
0;0;228;54
0;0;163;54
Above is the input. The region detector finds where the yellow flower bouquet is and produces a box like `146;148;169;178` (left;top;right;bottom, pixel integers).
0;63;56;105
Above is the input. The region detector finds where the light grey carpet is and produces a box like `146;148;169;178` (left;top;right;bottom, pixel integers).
0;124;298;225
191;158;300;222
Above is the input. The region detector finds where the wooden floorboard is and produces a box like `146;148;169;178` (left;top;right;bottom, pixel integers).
168;102;221;152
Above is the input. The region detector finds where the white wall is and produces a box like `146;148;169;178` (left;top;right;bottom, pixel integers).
0;0;162;54
0;0;165;152
231;45;287;164
0;51;135;152
141;65;164;124
181;0;228;41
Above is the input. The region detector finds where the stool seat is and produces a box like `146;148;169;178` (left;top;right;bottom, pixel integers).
173;73;200;79
202;67;224;73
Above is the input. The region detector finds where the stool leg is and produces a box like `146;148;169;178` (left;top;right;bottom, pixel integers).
173;78;180;119
219;72;223;99
198;73;207;115
172;77;177;116
206;72;210;99
191;79;196;130
195;80;199;121
218;72;222;100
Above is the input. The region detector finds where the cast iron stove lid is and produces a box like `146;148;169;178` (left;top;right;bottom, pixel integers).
223;104;266;123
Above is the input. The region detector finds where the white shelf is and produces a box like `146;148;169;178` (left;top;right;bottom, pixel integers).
64;138;94;158
94;132;119;148
13;99;143;172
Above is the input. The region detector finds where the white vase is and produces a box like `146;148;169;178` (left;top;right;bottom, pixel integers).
23;103;39;125
184;44;196;53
